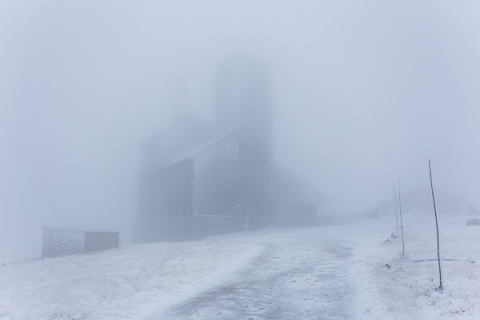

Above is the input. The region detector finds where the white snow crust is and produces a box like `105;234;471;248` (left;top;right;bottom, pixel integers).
1;209;479;319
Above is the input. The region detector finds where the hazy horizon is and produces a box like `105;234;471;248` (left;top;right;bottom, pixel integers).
1;0;479;261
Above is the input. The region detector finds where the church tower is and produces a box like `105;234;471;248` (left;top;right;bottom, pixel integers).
215;56;273;166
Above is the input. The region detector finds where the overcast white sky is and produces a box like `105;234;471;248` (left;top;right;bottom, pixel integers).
1;1;479;260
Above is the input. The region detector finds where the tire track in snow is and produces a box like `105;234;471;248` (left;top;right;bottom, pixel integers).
161;238;354;320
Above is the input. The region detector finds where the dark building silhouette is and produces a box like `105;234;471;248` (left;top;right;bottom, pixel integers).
215;56;273;166
135;133;268;242
135;56;323;242
141;114;217;169
270;165;324;226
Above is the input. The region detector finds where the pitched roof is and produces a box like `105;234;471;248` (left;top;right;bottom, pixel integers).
161;133;236;168
142;114;217;168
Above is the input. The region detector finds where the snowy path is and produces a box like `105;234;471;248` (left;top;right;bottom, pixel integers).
4;212;480;320
160;231;355;320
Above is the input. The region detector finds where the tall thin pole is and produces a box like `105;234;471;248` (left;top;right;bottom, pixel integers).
398;179;405;258
429;159;443;291
393;183;399;238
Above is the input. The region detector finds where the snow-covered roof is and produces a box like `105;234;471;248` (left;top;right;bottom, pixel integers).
142;114;218;168
161;132;236;168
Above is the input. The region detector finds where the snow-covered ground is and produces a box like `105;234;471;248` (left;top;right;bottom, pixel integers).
356;209;480;320
0;239;263;320
1;209;479;320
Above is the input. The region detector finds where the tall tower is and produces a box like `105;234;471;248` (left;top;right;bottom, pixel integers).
215;56;273;165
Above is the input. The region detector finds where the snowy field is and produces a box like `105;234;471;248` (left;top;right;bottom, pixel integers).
1;209;480;320
356;210;480;320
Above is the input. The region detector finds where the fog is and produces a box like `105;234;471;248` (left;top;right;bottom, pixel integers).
1;1;479;261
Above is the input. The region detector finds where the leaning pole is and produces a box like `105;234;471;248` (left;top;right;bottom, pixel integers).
429;159;443;291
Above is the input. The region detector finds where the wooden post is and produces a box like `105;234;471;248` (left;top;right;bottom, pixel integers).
393;183;399;238
398;179;405;258
429;159;443;291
